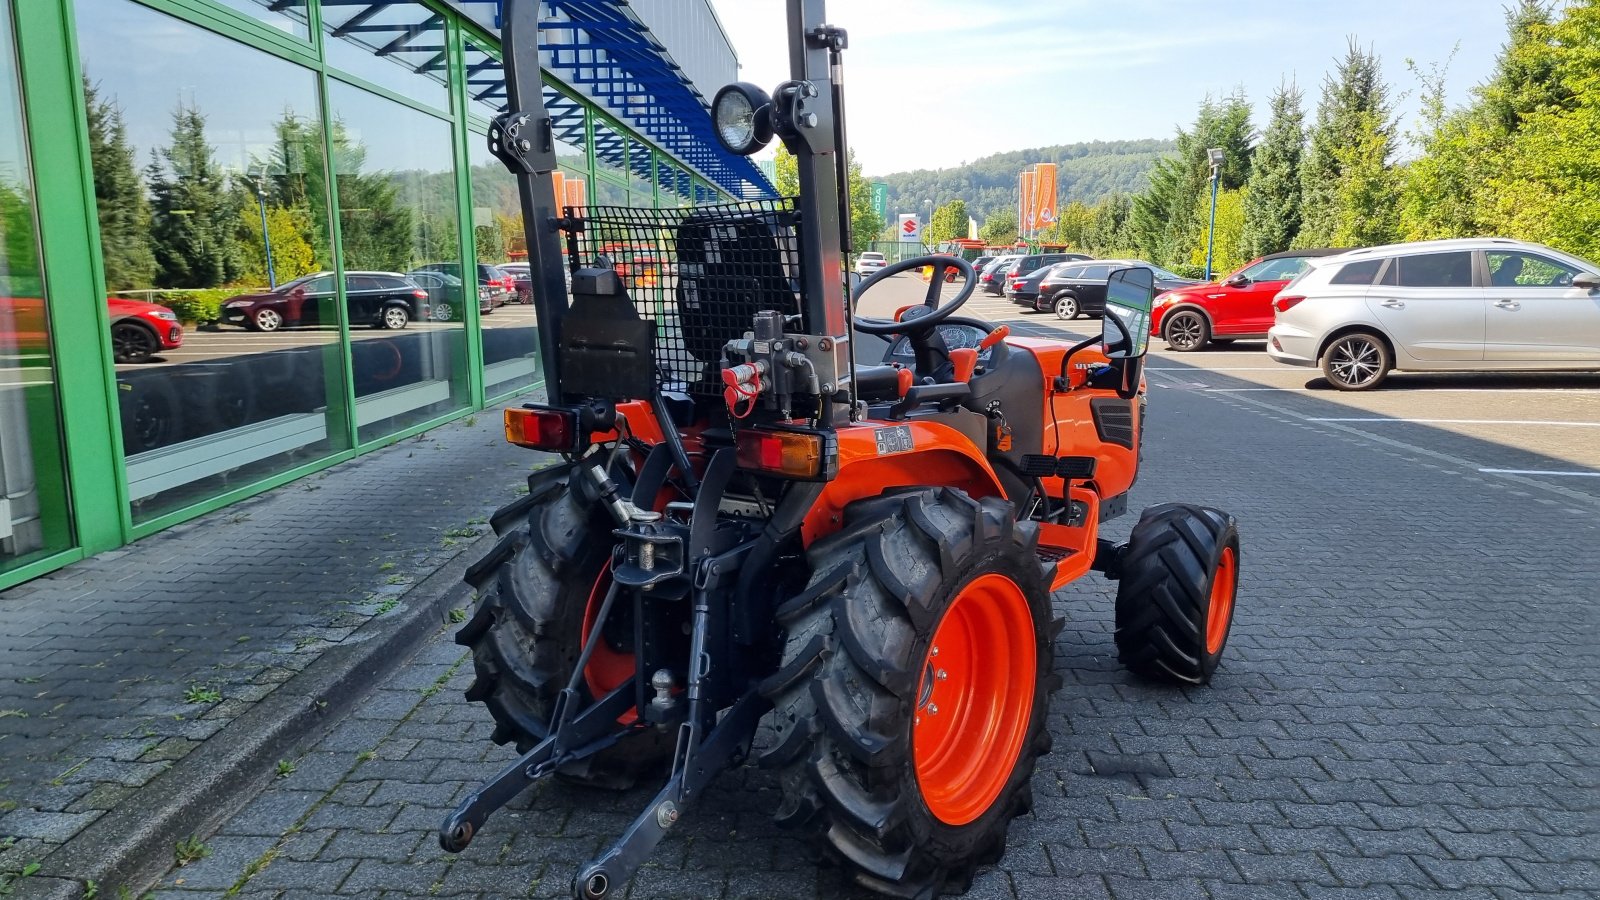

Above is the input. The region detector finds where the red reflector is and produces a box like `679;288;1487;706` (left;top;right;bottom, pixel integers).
1274;295;1305;313
504;407;578;452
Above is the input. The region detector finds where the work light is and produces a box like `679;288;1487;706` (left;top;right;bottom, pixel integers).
712;82;773;156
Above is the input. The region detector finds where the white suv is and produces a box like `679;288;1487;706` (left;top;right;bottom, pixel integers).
1266;238;1600;390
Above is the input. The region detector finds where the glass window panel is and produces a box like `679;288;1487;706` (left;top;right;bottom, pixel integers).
1;0;74;571
321;0;450;111
74;0;348;522
1486;251;1580;288
626;139;652;207
328;81;468;444
468;130;539;398
207;0;309;38
1394;252;1473;288
593;119;627;186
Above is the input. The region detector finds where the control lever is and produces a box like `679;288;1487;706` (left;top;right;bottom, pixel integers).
978;324;1010;351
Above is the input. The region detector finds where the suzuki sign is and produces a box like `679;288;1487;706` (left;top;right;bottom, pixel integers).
897;214;921;243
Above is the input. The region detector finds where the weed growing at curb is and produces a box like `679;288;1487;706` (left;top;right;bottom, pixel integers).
184;685;221;705
275;760;296;778
174;836;210;867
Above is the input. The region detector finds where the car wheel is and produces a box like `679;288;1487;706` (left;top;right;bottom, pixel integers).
253;308;283;332
380;305;410;330
1321;333;1391;391
111;322;159;364
1054;294;1081;320
1163;310;1209;352
432;301;454;322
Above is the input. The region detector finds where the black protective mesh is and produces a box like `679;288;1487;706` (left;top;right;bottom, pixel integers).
564;200;804;401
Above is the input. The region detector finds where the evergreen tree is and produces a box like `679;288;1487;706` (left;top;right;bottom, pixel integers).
83;81;157;290
1086;193;1135;256
1298;40;1394;248
327;118;414;272
1132;91;1254;268
1243;82;1305;256
148;103;242;288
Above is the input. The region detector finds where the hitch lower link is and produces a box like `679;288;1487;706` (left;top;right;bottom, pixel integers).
439;523;765;898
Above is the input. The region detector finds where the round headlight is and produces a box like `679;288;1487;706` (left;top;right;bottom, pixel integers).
712;82;773;156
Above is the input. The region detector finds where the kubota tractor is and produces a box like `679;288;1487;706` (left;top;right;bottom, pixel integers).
440;2;1242;897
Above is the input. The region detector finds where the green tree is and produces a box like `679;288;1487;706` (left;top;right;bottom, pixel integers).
1298;39;1395;248
1397;55;1480;241
979;209;1017;246
234;205;316;287
1479;0;1600;260
148;104;242;288
327;118;414;271
1051;200;1094;250
1131;91;1254;267
1085;193;1136;257
926;198;969;246
774;144;881;254
83;81;157;290
1189;187;1249;276
1243;82;1306;256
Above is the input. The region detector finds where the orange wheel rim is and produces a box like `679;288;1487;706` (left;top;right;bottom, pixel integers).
580;564;638;722
1204;547;1237;655
913;573;1036;826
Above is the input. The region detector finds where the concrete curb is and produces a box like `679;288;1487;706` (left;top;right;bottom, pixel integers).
17;530;498;900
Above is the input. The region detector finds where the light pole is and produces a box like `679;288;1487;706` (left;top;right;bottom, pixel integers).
248;165;277;289
1204;147;1224;282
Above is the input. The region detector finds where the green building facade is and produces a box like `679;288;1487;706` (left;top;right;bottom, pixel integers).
0;0;770;590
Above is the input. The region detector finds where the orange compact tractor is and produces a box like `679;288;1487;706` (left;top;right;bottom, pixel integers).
441;2;1241;897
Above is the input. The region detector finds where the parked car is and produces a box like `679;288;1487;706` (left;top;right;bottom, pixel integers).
413;262;513;307
3;295;185;364
497;262;534;303
1266;238;1600;390
1010;251;1094;282
1152;249;1344;351
980;255;1024;295
109;296;185;363
408;270;492;321
219;271;426;331
970;255;996;277
1025;260;1197;317
855;251;888;277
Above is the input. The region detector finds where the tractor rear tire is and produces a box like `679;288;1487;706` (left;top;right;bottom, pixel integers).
759;488;1061;897
455;466;670;788
1113;504;1240;685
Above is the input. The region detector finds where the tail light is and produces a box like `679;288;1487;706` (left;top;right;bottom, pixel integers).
1274;295;1305;314
413;289;428;300
1010;279;1026;290
504;406;581;452
734;428;835;480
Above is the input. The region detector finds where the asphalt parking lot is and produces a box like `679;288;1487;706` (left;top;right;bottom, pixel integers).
152;274;1598;898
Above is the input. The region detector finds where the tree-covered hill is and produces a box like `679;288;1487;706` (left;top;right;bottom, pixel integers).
870;139;1175;223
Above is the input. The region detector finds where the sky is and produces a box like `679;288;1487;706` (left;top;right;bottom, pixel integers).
708;0;1519;178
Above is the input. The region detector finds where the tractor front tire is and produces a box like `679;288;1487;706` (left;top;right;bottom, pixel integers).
455;467;670;788
760;488;1060;897
1114;503;1240;685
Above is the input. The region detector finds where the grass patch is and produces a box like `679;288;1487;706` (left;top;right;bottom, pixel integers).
174;835;210;867
448;608;467;623
184;685;222;705
275;759;295;778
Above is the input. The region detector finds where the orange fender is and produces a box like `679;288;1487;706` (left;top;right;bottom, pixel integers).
801;419;1007;546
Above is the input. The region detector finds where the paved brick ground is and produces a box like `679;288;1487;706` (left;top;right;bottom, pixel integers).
139;337;1599;898
0;398;544;879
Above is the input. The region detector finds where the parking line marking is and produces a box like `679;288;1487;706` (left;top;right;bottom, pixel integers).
1308;418;1600;428
1204;387;1598;394
1480;468;1600;477
1147;367;1288;371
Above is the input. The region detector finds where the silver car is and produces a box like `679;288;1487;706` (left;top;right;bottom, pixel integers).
1266;238;1600;390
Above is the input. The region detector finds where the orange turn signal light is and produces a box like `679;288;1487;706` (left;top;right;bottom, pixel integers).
735;428;833;480
504;406;579;452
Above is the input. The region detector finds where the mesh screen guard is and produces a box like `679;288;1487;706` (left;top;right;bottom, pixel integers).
563;200;806;403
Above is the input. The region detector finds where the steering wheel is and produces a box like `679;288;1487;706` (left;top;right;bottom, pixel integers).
853;255;976;335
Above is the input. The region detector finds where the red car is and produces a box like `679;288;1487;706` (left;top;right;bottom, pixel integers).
1150;249;1344;352
109;296;184;363
1;295;182;363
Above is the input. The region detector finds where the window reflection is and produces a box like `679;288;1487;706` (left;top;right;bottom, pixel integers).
328;81;469;443
74;0;347;522
468;130;538;398
208;0;309;38
322;0;450;110
1;0;73;570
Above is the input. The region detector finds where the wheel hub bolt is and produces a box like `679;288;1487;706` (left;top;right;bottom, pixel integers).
936;669;947;681
927;703;939;716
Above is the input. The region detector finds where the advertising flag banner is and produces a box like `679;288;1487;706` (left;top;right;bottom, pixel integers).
1019;170;1036;233
1033;163;1058;228
565;177;587;209
551;171;566;211
871;182;889;223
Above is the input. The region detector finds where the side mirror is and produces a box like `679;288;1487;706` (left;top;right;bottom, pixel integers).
847;271;864;298
1224;273;1249;288
1102;267;1154;359
1574;272;1600;290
